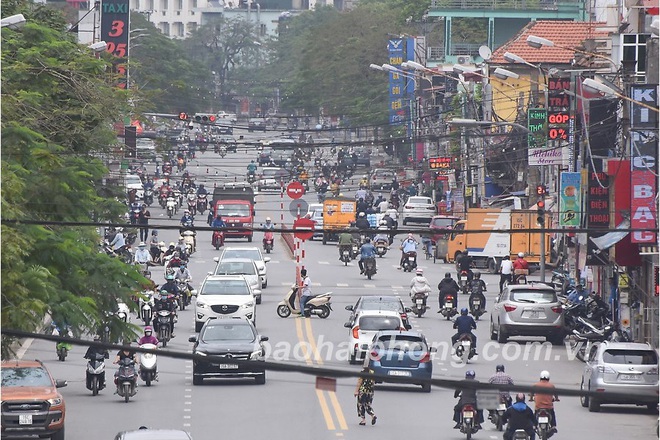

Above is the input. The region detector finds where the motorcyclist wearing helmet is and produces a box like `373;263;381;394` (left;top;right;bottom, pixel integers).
84;335;109;360
166;251;184;269
453;370;484;429
180;210;194;229
355;211;371;230
530;370;559;433
438;272;460;310
488;365;514;412
163;243;177;259
174;263;193;293
468;271;487;312
399;234;418;269
247;160;257;174
358;237;377;274
513;252;529;284
337;228;354;260
196;184;207;196
373;221;389;244
502;393;536;440
138;326;159;346
160;273;180;297
410;268;432;299
451;308;478;354
457;251;474;283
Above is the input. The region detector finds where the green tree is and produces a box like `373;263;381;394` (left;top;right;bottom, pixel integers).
1;2;143;357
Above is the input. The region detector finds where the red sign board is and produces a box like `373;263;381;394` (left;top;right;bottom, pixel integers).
631;170;657;243
286;181;305;199
293;218;314;241
429;157;452;170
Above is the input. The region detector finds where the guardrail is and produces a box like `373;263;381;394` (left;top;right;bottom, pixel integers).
280;224;295;257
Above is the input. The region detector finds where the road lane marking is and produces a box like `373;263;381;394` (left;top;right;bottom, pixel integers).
316;389;336;430
319;261;330;265
337;283;349;287
364;284;376;288
328;391;349;430
295;318;313;366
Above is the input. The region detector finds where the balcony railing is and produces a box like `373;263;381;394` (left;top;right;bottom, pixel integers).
431;0;583;10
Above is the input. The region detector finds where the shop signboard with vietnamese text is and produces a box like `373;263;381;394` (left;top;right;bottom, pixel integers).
388;38;405;125
559;172;581;227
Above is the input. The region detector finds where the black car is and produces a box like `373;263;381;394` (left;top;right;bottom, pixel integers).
189;318;268;385
345;295;412;329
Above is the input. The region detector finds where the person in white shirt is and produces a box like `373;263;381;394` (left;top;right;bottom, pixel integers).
133;242;152;265
377;199;389;214
299;269;312;317
499;255;514;293
110;230;126;251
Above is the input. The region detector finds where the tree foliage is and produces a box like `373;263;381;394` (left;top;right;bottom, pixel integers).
1;1;143;357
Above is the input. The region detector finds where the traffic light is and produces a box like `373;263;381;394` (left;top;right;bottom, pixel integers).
194;114;217;124
537;198;546;226
178;112;189;121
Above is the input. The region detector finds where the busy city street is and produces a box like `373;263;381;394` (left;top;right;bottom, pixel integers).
15;126;658;440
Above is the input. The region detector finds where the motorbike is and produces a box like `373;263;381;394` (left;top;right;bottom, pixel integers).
263;231;274;254
182;230;196;255
116;301;130;323
176;279;192;310
455;334;475;364
139;291;155;326
196;194;208;215
411;292;427;318
115;358;138;403
351;242;359;260
166;196;177;219
402;251;417;272
422;237;433;260
102;241;133;264
154;309;173;347
460;404;480;439
512;430;532;440
85;352;108;396
158;192;168;209
513;269;529;285
374;239;388;257
339;245;352;266
52;325;72;362
488;396;511;431
144;189;153;207
187;195;197;216
459;270;470;295
212;230;225;250
138;343;158;386
363;257;377;280
277;286;332;319
440;294;458;320
247;170;256;184
218;145;227;158
469;296;485;321
535;408;555;440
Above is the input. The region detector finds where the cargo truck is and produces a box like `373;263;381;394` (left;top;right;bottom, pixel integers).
446;208;551;273
211;183;256;242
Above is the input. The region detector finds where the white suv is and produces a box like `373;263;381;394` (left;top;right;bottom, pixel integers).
215;247;270;288
344;310;405;364
194;275;258;332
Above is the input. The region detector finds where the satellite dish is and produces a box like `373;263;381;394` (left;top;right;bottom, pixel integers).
479;45;492;61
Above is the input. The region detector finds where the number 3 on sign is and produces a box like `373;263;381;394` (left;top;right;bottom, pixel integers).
105;42;127;57
108;20;124;37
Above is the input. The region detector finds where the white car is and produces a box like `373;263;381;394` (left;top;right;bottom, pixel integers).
212;258;262;304
401;196;436;225
344;310;405;364
194;275;258;332
253;167;289;192
307;203;324;239
125;174;144;200
215;247;270;288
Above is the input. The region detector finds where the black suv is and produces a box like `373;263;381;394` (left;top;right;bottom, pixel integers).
189;318;268;385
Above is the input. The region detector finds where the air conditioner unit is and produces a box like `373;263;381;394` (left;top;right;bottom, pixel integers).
457;56;473;64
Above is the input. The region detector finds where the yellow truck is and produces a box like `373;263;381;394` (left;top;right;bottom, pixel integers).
322;197;356;244
446;208;551;273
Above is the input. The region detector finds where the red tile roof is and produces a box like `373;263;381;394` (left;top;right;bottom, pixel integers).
490;20;609;65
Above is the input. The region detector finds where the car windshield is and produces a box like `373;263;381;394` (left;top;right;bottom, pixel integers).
126;176;142;186
201;280;250;296
262;169;287;178
376;335;427;352
359;298;401;312
222;249;262;261
408;197;431;205
373;170;394;179
216;204;250;217
214;262;256;276
602;349;658;365
431;218;454;228
2;367;53;387
202;324;255;342
509;289;556;304
358;316;401;331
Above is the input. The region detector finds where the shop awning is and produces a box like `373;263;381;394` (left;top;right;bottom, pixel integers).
589;219;630;250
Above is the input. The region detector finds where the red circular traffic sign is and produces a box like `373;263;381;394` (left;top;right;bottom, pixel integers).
293;217;315;241
286;181;305;199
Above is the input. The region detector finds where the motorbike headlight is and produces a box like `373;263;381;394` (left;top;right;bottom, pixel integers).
47;397;63;406
242;302;254;309
196;301;208;309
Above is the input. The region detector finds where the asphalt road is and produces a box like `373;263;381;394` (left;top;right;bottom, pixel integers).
19;128;658;440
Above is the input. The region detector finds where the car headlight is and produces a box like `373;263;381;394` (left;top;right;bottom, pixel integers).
242;302;254;309
47;397;63;406
250;350;263;360
195;351;208;357
196;301;208;309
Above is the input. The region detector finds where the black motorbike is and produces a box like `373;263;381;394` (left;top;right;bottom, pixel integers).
339;245;352;266
115;358;138;403
363;257;377;280
402;251;417;272
85;352;108;396
469;295;485;321
411;292;427;318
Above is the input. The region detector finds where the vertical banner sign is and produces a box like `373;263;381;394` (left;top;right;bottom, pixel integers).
530;76;572;166
388;38;405;125
527;108;547;165
586;166;610;266
124;125;136;159
559;172;581;227
101;0;130;89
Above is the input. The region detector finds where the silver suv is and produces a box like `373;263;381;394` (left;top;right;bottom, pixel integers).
490;283;564;344
580;341;659;412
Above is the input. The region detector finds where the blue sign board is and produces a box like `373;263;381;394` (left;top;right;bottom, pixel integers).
388;38;405;124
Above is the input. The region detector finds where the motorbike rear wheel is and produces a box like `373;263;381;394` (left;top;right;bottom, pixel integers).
318;305;331;319
277;305;291;318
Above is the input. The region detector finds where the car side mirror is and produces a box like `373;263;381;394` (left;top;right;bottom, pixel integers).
264;257;271;263
253;289;261;296
213;257;219;262
405;324;412;330
55;379;67;388
430;347;438;353
345;305;354;311
207;271;212;275
344;322;352;328
188;335;198;343
260;336;269;342
405;307;412;313
191;289;198;296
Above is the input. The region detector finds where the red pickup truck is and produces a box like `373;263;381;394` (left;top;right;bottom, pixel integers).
211;184;255;242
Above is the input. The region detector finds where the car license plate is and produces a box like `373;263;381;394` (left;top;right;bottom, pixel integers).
462;341;471;347
460;276;467;281
445;303;453;308
416;299;424;305
408;257;414;261
463;411;474;418
217;364;239;369
343;251;349;256
19;414;32;425
538;416;549;424
619;374;640;381
387;370;411;377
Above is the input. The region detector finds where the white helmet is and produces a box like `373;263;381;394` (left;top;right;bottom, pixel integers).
266;217;271;222
540;370;550;380
518;252;525;258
